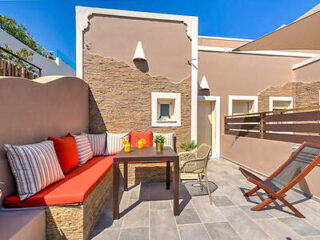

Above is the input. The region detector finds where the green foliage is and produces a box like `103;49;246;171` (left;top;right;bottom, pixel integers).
0;44;34;71
154;135;166;144
0;15;47;57
179;140;197;152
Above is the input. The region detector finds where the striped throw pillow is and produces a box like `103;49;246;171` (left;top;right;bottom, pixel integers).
82;132;106;156
73;135;93;165
4;140;65;201
153;132;175;149
106;132;129;155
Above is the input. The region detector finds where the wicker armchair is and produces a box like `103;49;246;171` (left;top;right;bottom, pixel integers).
179;144;212;204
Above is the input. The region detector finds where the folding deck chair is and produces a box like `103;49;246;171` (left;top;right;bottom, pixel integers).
239;142;320;218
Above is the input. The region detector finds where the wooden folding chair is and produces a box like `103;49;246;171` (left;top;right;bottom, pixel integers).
240;142;320;218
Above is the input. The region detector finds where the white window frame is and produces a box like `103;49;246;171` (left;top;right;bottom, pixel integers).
152;92;181;127
228;96;258;116
269;96;293;111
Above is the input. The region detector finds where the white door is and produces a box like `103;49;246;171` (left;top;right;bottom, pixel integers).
197;101;215;156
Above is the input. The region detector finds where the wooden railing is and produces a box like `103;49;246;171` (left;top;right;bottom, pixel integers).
224;105;320;144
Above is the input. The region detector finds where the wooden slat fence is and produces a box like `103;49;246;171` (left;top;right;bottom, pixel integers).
224;105;320;144
0;58;38;79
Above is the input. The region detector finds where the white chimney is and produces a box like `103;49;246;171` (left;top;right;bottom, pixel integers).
200;75;209;90
133;41;146;61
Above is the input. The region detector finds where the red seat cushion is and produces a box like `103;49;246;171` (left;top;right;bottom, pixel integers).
130;131;153;147
4;156;113;207
48;135;79;174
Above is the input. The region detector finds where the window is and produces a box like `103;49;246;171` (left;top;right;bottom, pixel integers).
152;92;181;127
158;100;173;120
228;96;258;115
269;97;293;111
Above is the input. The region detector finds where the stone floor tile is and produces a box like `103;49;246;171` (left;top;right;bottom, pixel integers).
219;206;271;239
122;201;149;228
178;224;211;240
299;200;320;228
256;218;302;240
240;205;273;219
303;236;320;240
119;227;149;240
213;196;234;207
192;196;227;223
145;182;173;201
130;190;140;200
90;229;120;240
93;209;124;230
205;222;241;240
150;209;179;240
278;217;320;236
89;158;320;240
150;200;171;210
175;208;201;225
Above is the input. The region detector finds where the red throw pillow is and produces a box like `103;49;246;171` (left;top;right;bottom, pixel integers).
48;135;79;174
130;131;153;147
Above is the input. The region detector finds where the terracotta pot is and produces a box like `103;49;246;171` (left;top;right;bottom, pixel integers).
156;142;164;152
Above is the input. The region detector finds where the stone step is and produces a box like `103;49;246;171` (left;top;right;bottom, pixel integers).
0;208;45;240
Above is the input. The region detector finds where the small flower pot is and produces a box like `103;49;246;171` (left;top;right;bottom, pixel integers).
156;142;164;152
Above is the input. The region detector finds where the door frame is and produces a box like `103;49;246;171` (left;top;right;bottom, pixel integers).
198;96;220;158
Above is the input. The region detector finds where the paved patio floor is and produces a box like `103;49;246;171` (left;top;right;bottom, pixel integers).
89;158;320;240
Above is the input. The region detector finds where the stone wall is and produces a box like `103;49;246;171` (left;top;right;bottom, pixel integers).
258;82;295;112
258;81;320;112
83;50;191;151
295;82;320;108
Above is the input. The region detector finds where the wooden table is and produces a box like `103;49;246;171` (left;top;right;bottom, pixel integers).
113;146;180;219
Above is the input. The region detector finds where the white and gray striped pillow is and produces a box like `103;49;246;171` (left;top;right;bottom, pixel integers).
153;132;175;149
4;140;65;200
82;133;106;156
73;135;93;165
105;132;129;155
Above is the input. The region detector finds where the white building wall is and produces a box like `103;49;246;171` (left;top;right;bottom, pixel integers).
0;29;75;76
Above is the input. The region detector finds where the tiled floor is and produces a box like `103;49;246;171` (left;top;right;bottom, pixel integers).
89;158;320;240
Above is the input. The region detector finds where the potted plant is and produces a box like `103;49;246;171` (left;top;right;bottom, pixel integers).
179;140;197;152
154;135;165;152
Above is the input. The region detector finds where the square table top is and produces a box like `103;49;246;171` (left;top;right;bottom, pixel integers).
113;146;179;162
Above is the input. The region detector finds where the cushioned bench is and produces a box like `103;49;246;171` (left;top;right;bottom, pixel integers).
4;156;114;240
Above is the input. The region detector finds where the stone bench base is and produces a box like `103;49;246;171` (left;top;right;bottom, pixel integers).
119;162;173;185
45;170;113;240
45;163;173;239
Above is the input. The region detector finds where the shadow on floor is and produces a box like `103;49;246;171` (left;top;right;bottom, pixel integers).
240;187;311;217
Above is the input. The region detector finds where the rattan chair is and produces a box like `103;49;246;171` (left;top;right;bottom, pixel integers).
179;144;212;204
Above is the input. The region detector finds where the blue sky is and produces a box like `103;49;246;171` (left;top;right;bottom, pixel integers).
0;0;319;70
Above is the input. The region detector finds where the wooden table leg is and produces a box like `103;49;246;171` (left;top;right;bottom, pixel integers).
173;158;179;216
166;161;170;190
113;161;120;220
124;161;128;191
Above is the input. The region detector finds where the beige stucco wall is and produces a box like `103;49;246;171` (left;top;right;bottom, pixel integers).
198;50;320;197
0;76;88;206
198;37;250;48
222;135;320;197
84;15;191;83
293;59;320;82
83;14;192;143
83;15;193;182
198;51;305;97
